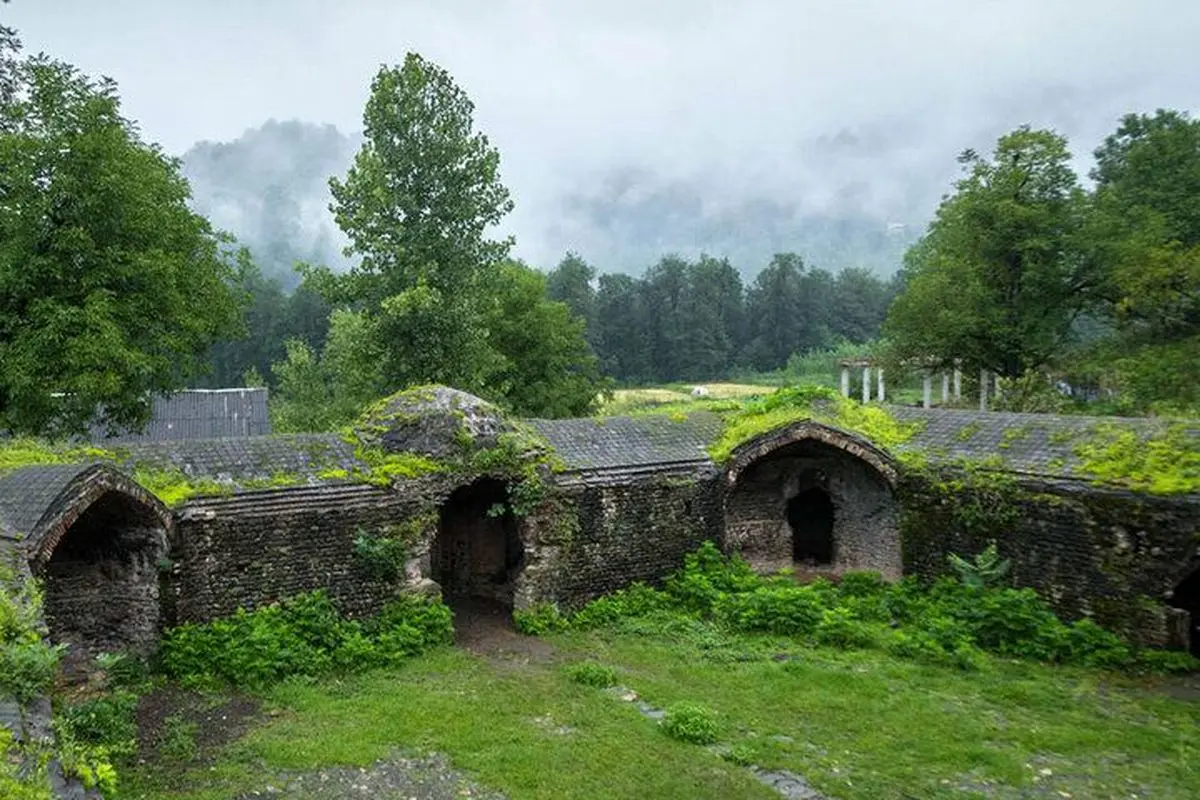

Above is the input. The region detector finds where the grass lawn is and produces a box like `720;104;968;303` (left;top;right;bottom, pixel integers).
122;614;1200;800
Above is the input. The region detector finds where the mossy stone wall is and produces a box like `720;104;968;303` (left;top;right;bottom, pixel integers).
898;470;1200;647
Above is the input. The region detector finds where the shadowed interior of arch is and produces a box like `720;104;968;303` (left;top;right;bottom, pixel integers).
41;489;165;674
433;478;524;609
1168;568;1200;656
787;487;836;565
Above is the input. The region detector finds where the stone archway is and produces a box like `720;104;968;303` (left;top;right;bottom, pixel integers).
724;421;901;578
26;465;171;674
432;478;525;608
1168;567;1200;656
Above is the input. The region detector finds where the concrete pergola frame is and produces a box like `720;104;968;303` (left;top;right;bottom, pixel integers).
838;358;1001;409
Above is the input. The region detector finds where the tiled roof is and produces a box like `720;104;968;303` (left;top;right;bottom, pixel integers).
891;406;1200;479
88;388;271;443
0;463;102;541
121;433;359;480
529;413;725;472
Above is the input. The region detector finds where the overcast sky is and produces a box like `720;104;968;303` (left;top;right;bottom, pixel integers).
7;1;1200;269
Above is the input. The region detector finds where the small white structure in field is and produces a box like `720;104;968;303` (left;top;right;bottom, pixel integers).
691;386;710;398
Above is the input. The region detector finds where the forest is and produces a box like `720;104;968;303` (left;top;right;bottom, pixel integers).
2;10;1199;438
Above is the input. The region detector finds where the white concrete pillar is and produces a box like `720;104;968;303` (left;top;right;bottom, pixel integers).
840;367;850;398
862;366;871;403
979;368;989;411
941;373;950;403
876;368;885;403
922;372;932;409
953;366;962;400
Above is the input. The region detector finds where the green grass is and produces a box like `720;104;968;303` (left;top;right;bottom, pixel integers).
121;615;1200;800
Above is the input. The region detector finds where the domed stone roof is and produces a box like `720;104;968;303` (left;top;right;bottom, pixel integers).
353;385;510;460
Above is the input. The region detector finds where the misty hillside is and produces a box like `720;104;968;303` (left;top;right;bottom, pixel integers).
179;120;925;285
180;120;359;290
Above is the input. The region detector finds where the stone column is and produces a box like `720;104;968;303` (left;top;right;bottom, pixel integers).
953;366;962;400
922;372;932;409
840;367;850;398
862;366;871;403
876;368;885;402
941;373;950;403
979;368;989;411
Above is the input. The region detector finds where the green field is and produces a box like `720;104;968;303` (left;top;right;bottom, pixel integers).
123;615;1200;800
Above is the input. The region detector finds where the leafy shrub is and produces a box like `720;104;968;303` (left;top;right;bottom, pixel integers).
716;585;827;636
836;571;889;598
570;583;671;629
58;691;139;759
513;602;568;636
0;571;62;704
564;661;617;688
159;590;452;689
1132;648;1200;674
665;541;762;613
814;607;882;649
353;532;409;582
661;701;720;744
948;542;1011;589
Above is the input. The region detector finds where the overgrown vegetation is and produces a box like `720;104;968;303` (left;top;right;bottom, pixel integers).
1074;421;1200;494
1;564;119;798
707;384;923;463
158;591;452;690
525;542;1197;675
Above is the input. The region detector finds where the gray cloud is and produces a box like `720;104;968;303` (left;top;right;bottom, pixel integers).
8;0;1200;273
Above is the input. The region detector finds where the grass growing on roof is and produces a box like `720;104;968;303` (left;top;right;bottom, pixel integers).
1073;422;1200;495
707;385;923;462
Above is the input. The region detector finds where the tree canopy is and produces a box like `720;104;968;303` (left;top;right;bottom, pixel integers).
884;127;1094;379
320;52;514;394
0;49;241;436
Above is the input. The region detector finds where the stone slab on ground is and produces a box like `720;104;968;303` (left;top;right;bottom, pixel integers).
234;752;507;800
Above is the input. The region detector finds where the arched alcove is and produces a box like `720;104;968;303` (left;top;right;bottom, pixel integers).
788;487;835;565
1168;568;1200;656
432;478;525;608
26;466;171;674
724;422;901;578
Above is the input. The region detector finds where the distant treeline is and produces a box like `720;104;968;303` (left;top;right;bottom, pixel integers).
197;251;898;392
546;252;900;385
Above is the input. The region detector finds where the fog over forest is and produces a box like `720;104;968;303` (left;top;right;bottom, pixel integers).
9;1;1200;282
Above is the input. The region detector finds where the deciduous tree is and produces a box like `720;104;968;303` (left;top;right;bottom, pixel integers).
0;51;241;435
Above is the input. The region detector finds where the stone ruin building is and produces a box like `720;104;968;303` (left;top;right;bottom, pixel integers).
2;385;1199;682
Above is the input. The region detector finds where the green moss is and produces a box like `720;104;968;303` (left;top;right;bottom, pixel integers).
997;425;1030;450
0;438;117;474
707;385;923;463
1073;423;1200;495
955;422;982;442
128;466;233;507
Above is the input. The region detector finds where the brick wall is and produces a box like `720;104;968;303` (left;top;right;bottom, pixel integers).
725;447;901;578
166;484;435;624
898;472;1200;647
537;466;724;608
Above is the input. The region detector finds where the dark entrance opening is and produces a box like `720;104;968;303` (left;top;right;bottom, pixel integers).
1169;569;1200;656
433;478;525;609
787;488;835;565
41;491;164;675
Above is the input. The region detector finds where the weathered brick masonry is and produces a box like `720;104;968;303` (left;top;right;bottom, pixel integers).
898;473;1200;646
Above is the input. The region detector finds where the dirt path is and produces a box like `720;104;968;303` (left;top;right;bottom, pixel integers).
449;597;556;663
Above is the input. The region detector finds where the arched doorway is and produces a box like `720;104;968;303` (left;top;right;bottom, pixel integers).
433;478;525;608
26;466;171;675
788;487;835;565
1168;569;1200;656
724;421;900;578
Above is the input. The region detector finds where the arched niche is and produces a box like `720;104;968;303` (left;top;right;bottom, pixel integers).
723;421;901;579
26;465;171;673
432;477;525;609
